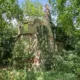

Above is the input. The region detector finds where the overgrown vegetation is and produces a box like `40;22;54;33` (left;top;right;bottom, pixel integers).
0;0;80;80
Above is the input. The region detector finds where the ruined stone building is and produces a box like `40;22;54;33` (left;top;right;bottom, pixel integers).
16;4;62;70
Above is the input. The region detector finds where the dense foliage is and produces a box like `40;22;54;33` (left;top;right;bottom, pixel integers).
23;0;44;17
0;0;80;80
0;0;23;65
49;0;80;79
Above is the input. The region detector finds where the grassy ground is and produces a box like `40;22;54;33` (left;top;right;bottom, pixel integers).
0;68;77;80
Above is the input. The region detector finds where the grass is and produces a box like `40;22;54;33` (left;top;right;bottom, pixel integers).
0;68;77;80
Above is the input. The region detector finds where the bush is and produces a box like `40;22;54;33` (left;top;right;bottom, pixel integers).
0;69;27;80
44;70;76;80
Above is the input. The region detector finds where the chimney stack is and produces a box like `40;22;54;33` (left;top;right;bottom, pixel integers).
44;4;53;38
44;4;51;23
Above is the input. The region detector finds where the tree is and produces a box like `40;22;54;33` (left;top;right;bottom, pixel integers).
0;0;23;65
49;0;80;79
49;0;80;49
22;0;44;17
